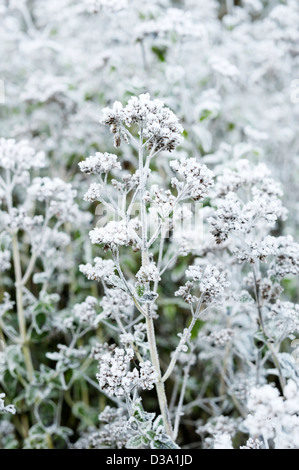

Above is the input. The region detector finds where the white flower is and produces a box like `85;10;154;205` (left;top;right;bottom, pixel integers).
240;438;263;449
213;433;233;449
89;219;139;248
185;265;203;281
28;177;79;223
243;381;299;447
136;262;161;284
0;138;46;174
144;185;176;219
206;328;234;347
83;183;102;202
100;288;134;319
0;250;11;272
78;152;121;175
138;361;157;391
271;236;299;278
96;347;156;397
73;296;99;327
170;157;214;201
79;257;116;282
101;93;183;152
185;263;229;303
175;281;198;304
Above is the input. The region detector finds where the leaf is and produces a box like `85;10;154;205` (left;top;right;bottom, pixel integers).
36;400;56;429
72;401;98;426
132;399;144;421
151;45;167;62
150;435;180;449
126;435;143;449
191;319;205;340
139;291;158;303
106;275;125;289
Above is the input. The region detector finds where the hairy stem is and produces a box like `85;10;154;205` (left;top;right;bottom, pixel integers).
163;314;197;383
173;362;191;441
146;313;173;439
12;234;34;381
138;131;173;439
252;266;286;392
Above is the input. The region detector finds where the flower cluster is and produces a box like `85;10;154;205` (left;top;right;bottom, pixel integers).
73;296;99;327
205;328;234;347
0;250;11;272
28;177;79;223
136;262;160;284
233;236;278;264
170;158;214;201
0;138;46;185
214;160;282;198
243;380;299;448
144;185;176;219
79;257;116;282
100;288;134;319
101;93;183;152
209;191;287;245
89;220;140;249
240;438;263;450
96;347;156;397
197;415;239;450
267;300;299;337
78;152;121;175
271;236;299;278
178;264;229;304
175;282;198;305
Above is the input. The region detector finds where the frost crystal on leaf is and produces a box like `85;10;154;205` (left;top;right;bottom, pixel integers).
0;393;16;415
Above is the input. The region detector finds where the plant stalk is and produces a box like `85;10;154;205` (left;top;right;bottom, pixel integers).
12;234;34;382
138;129;173;439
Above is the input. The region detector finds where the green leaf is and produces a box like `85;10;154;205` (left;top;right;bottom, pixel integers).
126;435;143;449
191;319;205;340
36;401;56;429
151;45;167;62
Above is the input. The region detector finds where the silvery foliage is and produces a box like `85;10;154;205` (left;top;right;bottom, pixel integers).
1;0;299;449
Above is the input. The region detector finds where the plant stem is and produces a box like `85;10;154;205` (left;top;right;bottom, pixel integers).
138;131;173;439
11;234;34;381
173;362;191;441
163;314;197;383
252;266;285;392
146;313;174;439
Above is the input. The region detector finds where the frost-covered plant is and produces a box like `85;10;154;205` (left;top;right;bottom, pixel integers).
0;393;16;416
0;138;92;448
76;94;299;449
1;0;299;450
78;93;194;443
